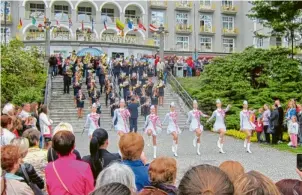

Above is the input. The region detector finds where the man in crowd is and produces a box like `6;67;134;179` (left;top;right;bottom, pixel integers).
62;57;71;94
48;54;57;79
275;98;284;143
128;97;140;133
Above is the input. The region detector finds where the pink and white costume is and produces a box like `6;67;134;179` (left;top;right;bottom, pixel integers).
162;111;181;134
112;108;130;133
144;114;162;136
187;109;208;132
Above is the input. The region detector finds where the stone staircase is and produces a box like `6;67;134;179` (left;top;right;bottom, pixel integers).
49;76;188;133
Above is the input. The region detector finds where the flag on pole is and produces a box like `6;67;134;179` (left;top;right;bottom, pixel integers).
81;20;84;31
31;16;36;25
127;19;133;30
149;24;159;32
138;20;146;31
91;18;94;32
103;17;108;30
116;19;125;30
17;18;23;30
68;17;72;28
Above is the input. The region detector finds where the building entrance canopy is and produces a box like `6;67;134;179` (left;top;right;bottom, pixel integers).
77;48;103;56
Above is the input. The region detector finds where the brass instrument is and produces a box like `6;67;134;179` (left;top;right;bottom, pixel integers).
83;53;91;64
156;80;164;88
70;51;77;63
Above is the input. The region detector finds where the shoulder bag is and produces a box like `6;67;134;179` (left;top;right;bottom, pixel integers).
20;164;44;195
52;162;72;194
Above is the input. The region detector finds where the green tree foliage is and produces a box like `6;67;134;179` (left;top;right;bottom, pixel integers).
1;39;47;105
179;47;302;129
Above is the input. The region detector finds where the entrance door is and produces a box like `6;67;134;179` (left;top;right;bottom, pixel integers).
112;52;124;59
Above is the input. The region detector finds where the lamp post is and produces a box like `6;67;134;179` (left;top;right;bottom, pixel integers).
39;18;55;67
4;1;8;45
155;24;168;61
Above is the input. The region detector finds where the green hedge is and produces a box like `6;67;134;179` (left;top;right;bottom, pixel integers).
1;39;47;105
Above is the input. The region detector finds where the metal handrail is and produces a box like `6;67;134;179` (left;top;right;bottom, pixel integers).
167;71;194;111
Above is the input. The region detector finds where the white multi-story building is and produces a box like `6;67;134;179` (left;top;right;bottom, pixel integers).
0;0;296;58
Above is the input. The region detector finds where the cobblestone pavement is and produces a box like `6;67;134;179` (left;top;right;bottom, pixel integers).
75;129;299;182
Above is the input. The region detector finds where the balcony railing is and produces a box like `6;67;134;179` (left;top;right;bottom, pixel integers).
175;24;192;34
52;32;71;40
25;32;45;41
221;6;238;14
77;14;96;23
150;0;168;9
25;11;45;20
199;3;216;12
125;16;142;25
101;34;155;46
200;26;216;34
51;12;70;22
76;32;97;41
175;2;193;11
222;28;238;36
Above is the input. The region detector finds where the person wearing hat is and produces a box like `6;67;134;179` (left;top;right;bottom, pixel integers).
62;57;71;94
240;100;256;154
207;99;231;154
76;89;86;118
162;102;181;157
157;80;165;107
112;99;131;137
84;103;101;139
144;105;162;159
186;100;209;155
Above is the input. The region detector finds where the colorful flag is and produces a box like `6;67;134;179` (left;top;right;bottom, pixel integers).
116;19;125;30
103;17;107;30
81;20;84;31
127;19;133;30
149;24;159;32
91;18;94;32
17;18;22;30
138;20;146;31
31;16;36;25
68;17;72;28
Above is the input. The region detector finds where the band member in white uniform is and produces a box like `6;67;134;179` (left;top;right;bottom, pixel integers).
112;99;131;137
186;100;209;155
162;102;181;157
207;99;231;154
240;100;255;154
84;103;100;139
144;105;162;159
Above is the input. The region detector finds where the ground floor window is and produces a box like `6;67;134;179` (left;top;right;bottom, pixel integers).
200;37;212;52
176;36;189;51
223;38;235;52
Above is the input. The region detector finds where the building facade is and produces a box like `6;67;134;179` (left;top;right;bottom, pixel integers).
0;0;294;58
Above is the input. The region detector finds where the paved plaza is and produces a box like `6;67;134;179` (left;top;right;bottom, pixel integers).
75;129;299;183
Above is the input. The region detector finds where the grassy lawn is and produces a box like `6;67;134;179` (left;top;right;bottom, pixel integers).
261;143;302;154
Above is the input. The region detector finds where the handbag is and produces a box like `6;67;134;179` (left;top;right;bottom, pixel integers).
52;162;71;194
20;164;44;195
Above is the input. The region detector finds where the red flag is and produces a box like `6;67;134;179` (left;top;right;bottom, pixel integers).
138;20;146;31
149;24;159;32
81;20;84;31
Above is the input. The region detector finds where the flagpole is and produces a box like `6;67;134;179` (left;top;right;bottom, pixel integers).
4;1;8;45
193;2;197;61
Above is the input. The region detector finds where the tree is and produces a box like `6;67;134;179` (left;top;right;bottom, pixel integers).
247;1;302;58
178;47;302;129
1;39;47;105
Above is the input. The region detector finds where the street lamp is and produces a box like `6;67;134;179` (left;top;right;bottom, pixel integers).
155;24;168;61
39;18;56;67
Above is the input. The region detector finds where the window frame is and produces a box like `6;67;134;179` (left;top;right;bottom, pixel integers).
176;12;189;25
29;3;45;19
200;14;212;32
221;0;233;7
200;0;211;7
151;11;165;27
222;16;234;30
200;36;212;52
222;38;235;52
176;36;189;51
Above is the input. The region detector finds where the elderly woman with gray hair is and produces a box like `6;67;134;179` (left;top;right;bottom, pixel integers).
93;162;137;193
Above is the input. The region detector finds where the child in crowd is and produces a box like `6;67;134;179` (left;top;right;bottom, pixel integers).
289;116;299;148
255;117;263;143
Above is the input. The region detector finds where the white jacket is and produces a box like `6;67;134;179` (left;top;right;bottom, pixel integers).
39;113;53;135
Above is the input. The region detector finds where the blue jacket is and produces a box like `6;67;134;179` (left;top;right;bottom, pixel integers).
128;103;139;118
122;160;150;192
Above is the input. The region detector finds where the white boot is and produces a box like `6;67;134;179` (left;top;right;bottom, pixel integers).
217;138;221;149
197;143;201;155
174;144;178;157
247;143;252;153
219;144;225;154
244;139;247;148
147;136;151;147
193;136;198;147
153;146;157;159
172;141;175;153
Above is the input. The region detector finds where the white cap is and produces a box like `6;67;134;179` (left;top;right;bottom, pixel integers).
193;100;198;104
170;102;175;107
92;103;97;108
2;103;15;115
120;99;125;103
150;105;155;109
216;99;221;104
243;100;248;105
53;122;74;137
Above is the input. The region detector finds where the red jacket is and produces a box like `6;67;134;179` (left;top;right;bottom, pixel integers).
187;58;194;68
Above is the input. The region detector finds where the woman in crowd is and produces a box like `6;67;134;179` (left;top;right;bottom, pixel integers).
73;74;82;108
186;100;209;155
119;133;149;192
286;100;297;146
91;183;132;195
144;105;162;159
207;99;231;154
0;115;15;146
76;89;86;119
234;171;280;195
162;102;181;157
151;88;159;115
1;145;34;195
84;103;101;140
11;137;45;190
178;164;233;195
276;179;302;195
30;102;39;129
240;100;255;154
139;157;177;195
45;127;94;195
112;99;131;137
39;105;53;149
157;80;165;107
262;104;271;144
82;128;121;181
94;162;136;192
219;160;245;183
